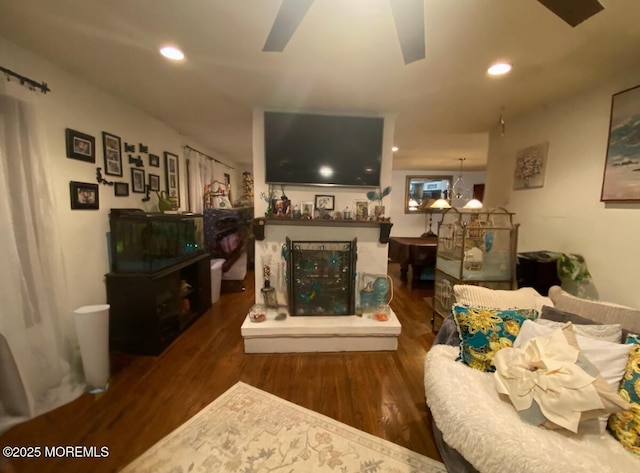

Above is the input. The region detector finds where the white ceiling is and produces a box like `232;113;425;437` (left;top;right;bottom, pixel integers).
1;0;639;171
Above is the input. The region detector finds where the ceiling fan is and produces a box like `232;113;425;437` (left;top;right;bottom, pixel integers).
262;0;604;65
537;0;604;27
262;0;426;65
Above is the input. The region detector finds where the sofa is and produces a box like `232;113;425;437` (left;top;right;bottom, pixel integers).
424;285;640;473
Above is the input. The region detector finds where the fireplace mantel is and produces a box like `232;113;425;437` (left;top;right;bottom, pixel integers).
252;218;393;243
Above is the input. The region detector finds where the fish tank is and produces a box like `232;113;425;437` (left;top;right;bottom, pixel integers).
109;209;205;274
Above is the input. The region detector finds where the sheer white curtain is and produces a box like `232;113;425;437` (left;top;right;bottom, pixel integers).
0;91;84;434
186;147;224;213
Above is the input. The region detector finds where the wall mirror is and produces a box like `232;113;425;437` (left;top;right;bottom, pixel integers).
404;175;453;214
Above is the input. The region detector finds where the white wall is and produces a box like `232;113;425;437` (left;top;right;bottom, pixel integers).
251;109;394;303
485;70;640;308
390;170;486;237
1;37;239;313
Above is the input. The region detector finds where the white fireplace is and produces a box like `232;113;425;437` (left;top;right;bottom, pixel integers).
241;221;401;353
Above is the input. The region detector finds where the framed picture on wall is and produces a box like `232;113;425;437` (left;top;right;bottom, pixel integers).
69;181;99;209
164;151;180;206
65;128;95;163
114;182;129;197
601;84;640;202
149;154;160;167
102;131;123;177
148;173;160;191
131;168;146;193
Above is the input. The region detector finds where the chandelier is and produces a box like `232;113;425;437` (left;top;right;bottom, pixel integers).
430;157;483;210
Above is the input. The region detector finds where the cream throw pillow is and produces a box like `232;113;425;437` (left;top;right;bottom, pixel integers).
454;285;552;312
536;318;622;343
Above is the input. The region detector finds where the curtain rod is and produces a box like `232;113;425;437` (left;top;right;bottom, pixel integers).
0;65;51;94
184;145;234;170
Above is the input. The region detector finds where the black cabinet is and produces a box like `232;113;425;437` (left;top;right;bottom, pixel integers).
107;254;212;355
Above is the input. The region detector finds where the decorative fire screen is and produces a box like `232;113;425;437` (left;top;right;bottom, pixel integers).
286;238;357;316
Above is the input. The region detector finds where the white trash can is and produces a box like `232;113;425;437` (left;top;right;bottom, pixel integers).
210;258;225;304
73;304;110;394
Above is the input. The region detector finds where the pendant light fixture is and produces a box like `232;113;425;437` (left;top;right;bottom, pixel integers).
452;157;467;200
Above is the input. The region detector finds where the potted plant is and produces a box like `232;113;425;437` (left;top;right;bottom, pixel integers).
366;186;391;220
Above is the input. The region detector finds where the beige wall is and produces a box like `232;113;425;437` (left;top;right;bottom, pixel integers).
485;70;640;307
1;37;239;313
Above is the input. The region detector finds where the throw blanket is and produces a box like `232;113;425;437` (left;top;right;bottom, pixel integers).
424;345;639;473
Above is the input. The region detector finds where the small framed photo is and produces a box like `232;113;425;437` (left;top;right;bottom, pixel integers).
114;182;129;197
70;181;99;210
131;168;146;193
164;151;180;206
354;200;369;220
300;201;314;218
102;131;123;177
65;128;95;163
149;154;160;167
314;194;335;211
148;173;160;191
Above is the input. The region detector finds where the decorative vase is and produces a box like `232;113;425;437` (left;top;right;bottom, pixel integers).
73;304;110;393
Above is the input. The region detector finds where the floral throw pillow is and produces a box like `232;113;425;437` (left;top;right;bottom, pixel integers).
451;304;539;372
608;333;640;456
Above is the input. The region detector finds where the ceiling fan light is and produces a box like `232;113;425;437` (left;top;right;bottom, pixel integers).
160;46;185;61
487;62;512;76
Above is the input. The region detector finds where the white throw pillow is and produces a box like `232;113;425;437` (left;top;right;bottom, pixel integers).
536;319;622;343
515;320;633;434
454;285;552;312
515;320;632;390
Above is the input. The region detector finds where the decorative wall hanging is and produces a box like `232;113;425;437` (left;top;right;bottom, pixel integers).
601;84;640;202
164;151;180;206
148;173;160;191
128;155;144;167
139;143;148;153
70;181;99;209
131;168;146;193
96;167;114;185
102;131;122;176
149;154;160;167
124;142;135;153
142;185;151;202
513;142;549;190
65;128;95;163
114;182;129;197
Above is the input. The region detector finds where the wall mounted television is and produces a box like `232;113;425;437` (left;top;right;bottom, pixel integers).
264;111;384;187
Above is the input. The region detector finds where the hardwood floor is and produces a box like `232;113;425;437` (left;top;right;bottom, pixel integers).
0;262;440;473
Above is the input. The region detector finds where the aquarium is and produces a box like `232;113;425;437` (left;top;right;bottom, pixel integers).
109;209;205;274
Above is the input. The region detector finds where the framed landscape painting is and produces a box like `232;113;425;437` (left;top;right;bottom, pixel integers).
601;84;640;202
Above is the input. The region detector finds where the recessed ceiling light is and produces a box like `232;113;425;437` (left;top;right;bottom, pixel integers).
487;62;512;76
160;46;185;61
392;146;399;152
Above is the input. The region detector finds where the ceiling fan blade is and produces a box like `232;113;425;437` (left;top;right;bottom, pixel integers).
263;0;314;52
389;0;425;65
537;0;604;27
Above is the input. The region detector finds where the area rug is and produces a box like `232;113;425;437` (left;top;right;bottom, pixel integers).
122;382;446;473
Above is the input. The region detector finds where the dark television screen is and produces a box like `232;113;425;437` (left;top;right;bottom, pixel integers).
264;111;384;187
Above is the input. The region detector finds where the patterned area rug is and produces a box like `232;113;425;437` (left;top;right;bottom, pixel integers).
122;382;446;473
